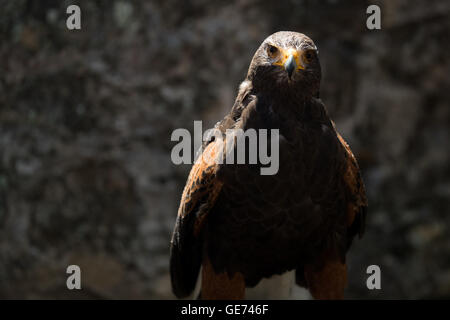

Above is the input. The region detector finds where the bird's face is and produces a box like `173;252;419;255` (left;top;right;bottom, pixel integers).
248;32;321;98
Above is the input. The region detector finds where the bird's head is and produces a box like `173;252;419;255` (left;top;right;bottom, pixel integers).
247;31;321;98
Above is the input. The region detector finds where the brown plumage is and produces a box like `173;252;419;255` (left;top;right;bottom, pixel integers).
170;31;367;300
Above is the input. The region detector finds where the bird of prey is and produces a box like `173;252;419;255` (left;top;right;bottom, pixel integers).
170;31;367;300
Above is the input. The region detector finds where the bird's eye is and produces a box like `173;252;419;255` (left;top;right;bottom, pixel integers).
303;50;315;64
267;45;278;58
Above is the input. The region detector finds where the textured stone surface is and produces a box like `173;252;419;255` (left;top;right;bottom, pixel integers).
0;0;449;299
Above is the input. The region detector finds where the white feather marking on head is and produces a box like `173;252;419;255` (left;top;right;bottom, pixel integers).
239;80;251;94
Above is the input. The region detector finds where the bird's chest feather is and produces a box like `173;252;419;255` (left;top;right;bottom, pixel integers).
212;113;345;236
206;120;346;281
223;111;337;200
205;101;348;282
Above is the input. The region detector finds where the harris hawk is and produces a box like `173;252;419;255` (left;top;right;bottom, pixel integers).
170;31;367;300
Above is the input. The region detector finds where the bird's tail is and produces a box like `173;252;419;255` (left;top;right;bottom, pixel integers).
169;215;203;298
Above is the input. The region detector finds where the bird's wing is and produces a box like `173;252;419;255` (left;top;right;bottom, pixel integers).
300;129;368;299
170;140;223;298
170;82;254;299
337;132;368;244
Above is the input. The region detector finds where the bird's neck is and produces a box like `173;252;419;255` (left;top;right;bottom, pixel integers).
259;90;327;123
238;79;328;124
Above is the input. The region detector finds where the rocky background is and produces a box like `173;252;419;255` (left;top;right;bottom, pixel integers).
0;0;449;299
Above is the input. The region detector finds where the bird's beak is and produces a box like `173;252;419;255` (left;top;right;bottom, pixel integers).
284;55;296;78
273;48;304;78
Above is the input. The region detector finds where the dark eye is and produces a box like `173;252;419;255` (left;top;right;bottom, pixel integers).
303;50;315;63
267;45;278;57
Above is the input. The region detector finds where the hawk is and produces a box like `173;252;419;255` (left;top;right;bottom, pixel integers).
170;31;367;300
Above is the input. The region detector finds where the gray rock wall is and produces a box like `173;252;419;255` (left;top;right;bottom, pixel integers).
0;0;449;299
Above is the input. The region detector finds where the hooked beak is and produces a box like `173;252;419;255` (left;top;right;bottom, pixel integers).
284;55;296;78
273;48;305;79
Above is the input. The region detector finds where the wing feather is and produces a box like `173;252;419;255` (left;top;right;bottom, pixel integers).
169;141;223;298
337;133;368;242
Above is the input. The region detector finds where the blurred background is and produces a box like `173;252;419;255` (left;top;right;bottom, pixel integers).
1;0;449;299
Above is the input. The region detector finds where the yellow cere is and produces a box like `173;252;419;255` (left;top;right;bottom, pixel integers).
273;48;305;70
